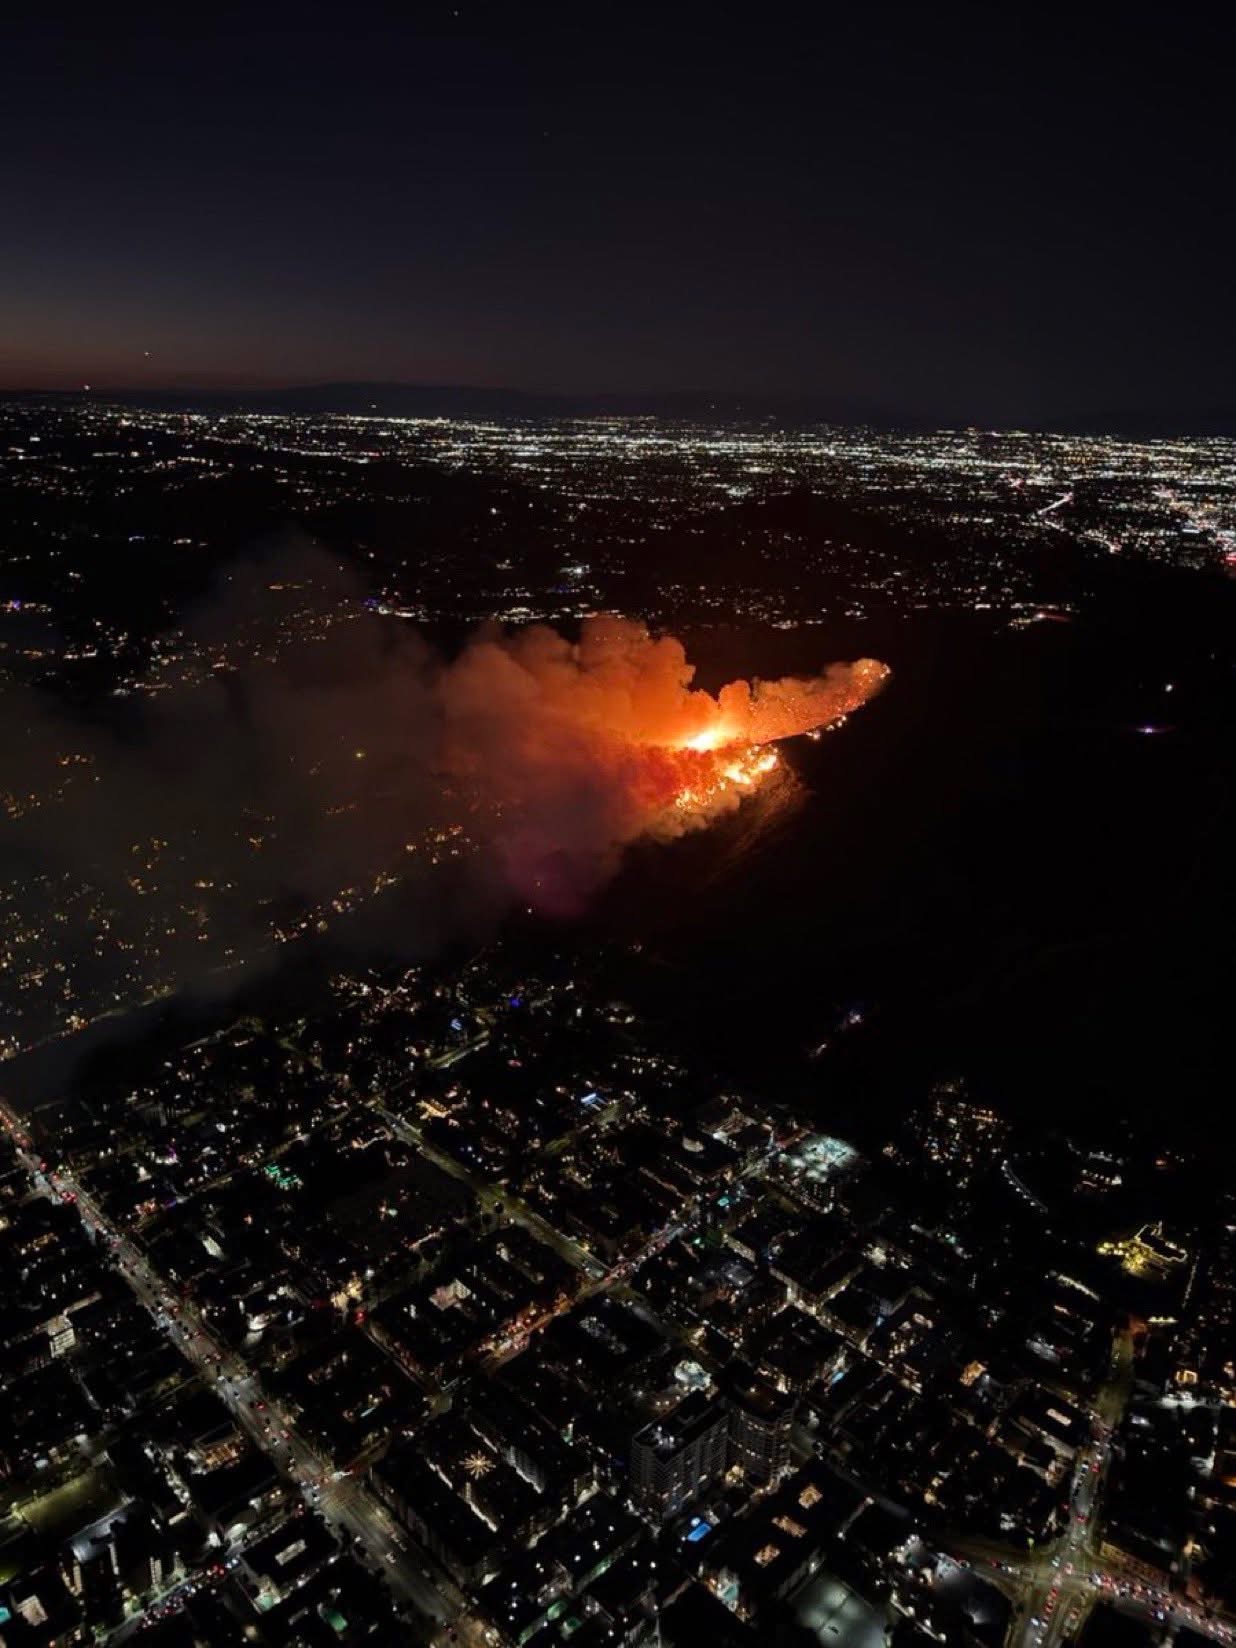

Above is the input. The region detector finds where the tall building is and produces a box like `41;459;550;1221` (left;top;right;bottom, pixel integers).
723;1365;796;1485
630;1392;730;1520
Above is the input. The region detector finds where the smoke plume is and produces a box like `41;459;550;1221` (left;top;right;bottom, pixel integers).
0;550;888;1052
436;614;888;906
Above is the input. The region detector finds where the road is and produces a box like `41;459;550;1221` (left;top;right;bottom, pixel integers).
1009;1328;1133;1648
372;1100;696;1373
950;1326;1233;1648
0;1099;457;1641
19;1076;1229;1648
1;1074;683;1644
373;1099;605;1280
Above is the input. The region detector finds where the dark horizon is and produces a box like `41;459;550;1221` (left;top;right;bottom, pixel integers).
6;8;1235;427
8;379;1236;440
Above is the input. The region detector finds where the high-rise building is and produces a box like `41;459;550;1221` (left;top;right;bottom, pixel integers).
723;1365;796;1485
630;1392;730;1520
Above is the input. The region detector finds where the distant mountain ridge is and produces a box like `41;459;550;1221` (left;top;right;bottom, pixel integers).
5;382;1236;437
4;382;908;425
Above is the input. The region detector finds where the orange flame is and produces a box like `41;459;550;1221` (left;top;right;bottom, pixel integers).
436;615;889;904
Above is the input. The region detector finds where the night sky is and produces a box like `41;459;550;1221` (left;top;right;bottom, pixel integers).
5;5;1233;424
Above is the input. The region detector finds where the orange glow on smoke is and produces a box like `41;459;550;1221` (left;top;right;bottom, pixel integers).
436;615;889;906
682;727;733;753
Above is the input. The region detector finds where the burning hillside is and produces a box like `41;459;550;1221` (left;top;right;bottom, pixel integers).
0;596;890;1051
437;615;889;905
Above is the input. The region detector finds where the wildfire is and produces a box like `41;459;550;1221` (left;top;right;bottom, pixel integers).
436;614;890;906
651;651;891;823
682;728;730;753
674;743;781;813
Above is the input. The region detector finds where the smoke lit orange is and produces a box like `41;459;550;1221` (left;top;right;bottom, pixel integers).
437;616;889;905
